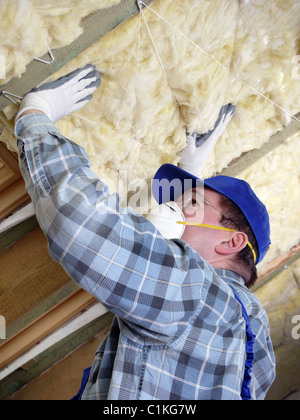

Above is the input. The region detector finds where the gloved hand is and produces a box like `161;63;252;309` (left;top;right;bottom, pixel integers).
179;103;235;178
15;64;101;123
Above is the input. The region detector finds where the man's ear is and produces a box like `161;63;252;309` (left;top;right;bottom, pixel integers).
215;232;248;256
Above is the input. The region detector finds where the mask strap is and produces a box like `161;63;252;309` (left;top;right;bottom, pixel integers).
177;222;257;263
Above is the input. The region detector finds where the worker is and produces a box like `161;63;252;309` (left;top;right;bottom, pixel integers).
14;65;275;400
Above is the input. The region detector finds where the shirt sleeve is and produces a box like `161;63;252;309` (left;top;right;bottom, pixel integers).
15;113;206;342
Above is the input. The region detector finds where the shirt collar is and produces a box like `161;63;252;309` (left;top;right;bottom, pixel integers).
214;268;246;288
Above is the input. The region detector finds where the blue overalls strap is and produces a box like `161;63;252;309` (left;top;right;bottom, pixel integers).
71;367;91;400
233;291;256;400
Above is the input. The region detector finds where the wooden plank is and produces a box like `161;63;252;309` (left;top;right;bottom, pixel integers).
0;215;38;252
0;227;71;327
0;143;21;193
0;0;153;111
0;289;96;370
0;178;30;221
0;311;114;400
258;243;300;281
253;244;300;291
0;143;29;220
4;281;79;341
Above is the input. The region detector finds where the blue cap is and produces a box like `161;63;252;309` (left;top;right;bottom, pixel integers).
153;164;271;264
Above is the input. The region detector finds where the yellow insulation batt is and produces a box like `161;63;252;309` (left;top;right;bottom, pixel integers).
0;0;299;269
0;0;122;84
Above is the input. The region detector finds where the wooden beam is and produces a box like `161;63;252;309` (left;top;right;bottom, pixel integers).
0;311;113;400
0;215;38;252
0;178;30;221
0;143;21;192
253;243;300;291
0;142;30;220
0;289;96;370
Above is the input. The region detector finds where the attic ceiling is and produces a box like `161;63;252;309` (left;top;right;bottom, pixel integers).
0;0;299;400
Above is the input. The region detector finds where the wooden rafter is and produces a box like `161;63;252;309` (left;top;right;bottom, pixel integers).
254;243;300;291
0;289;96;370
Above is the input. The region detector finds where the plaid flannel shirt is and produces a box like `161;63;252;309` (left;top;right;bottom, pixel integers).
15;114;275;400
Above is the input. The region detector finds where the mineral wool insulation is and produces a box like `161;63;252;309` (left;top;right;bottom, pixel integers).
0;0;300;271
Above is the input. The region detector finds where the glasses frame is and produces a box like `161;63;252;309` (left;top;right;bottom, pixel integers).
179;190;240;229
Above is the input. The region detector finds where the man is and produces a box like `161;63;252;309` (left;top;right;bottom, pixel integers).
14;65;275;400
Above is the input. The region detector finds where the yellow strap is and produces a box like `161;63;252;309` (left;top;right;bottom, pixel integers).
177;222;257;262
246;241;257;263
177;222;236;232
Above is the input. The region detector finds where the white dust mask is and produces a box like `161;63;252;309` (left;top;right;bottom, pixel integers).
146;201;186;239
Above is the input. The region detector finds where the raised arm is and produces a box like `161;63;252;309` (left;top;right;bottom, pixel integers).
14;66;205;342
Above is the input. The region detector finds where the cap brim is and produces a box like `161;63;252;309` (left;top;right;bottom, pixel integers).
153;164;204;204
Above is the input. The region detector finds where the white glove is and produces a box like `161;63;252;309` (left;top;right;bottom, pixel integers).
179;104;235;178
15;64;101;123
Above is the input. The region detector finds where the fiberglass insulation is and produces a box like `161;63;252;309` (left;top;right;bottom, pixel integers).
0;0;122;83
0;0;300;270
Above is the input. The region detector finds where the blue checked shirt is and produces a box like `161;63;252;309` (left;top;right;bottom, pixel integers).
15;114;275;400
